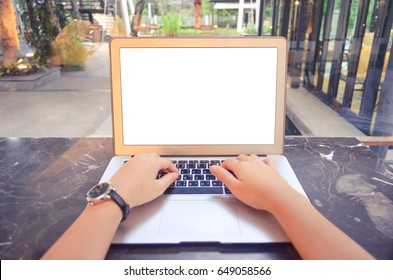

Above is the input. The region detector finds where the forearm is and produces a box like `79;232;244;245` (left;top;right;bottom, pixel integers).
41;154;177;259
41;201;122;260
272;188;374;260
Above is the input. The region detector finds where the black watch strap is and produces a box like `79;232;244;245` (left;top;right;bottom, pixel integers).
109;189;131;222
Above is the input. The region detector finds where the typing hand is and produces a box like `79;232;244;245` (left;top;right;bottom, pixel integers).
210;154;293;212
110;153;179;208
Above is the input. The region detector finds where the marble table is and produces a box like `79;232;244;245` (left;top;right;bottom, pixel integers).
1;137;392;259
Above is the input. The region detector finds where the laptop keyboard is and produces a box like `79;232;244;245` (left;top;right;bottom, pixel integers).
157;159;231;195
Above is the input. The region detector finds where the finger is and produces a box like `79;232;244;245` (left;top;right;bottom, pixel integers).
237;154;259;162
157;172;178;191
220;157;239;171
158;158;179;174
236;154;250;161
263;158;278;171
210;165;238;187
263;158;276;167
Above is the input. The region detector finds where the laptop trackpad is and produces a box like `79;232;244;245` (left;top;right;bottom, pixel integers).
159;199;241;241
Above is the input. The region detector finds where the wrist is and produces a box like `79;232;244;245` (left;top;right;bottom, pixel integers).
269;186;307;219
86;182;131;222
109;178;137;208
267;181;303;216
86;199;123;222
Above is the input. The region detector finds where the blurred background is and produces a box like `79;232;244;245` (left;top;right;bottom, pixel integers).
0;0;392;163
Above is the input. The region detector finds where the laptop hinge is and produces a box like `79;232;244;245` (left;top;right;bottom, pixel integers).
153;154;268;158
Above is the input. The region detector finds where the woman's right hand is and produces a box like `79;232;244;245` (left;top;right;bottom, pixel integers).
210;154;298;213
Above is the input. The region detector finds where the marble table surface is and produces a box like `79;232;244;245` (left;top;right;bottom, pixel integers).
0;137;392;259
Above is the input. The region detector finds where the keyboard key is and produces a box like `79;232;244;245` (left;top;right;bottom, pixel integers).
203;169;211;174
191;169;201;174
188;181;198;187
182;174;193;180
206;174;216;180
200;181;211;187
194;174;204;180
176;181;187;187
212;181;222;186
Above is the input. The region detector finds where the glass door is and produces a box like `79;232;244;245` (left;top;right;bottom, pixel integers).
316;0;337;99
303;0;325;90
321;0;341;94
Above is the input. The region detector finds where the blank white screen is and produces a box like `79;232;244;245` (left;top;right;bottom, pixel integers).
120;47;277;145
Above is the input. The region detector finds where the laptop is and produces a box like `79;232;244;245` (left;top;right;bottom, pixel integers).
101;37;309;244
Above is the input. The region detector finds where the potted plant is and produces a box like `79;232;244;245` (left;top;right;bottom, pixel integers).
53;20;94;71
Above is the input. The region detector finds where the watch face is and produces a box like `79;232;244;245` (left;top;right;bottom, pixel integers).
87;183;111;200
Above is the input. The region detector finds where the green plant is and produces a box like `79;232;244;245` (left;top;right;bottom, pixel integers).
263;24;272;34
0;58;39;77
21;1;61;66
161;13;181;36
244;23;257;35
55;2;79;29
53;20;94;69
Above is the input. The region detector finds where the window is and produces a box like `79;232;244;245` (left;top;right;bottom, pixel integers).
1;0;392;161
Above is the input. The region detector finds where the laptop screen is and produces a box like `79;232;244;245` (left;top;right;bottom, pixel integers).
119;47;277;146
110;37;287;156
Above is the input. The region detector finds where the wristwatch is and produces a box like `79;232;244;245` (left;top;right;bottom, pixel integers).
86;182;130;222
